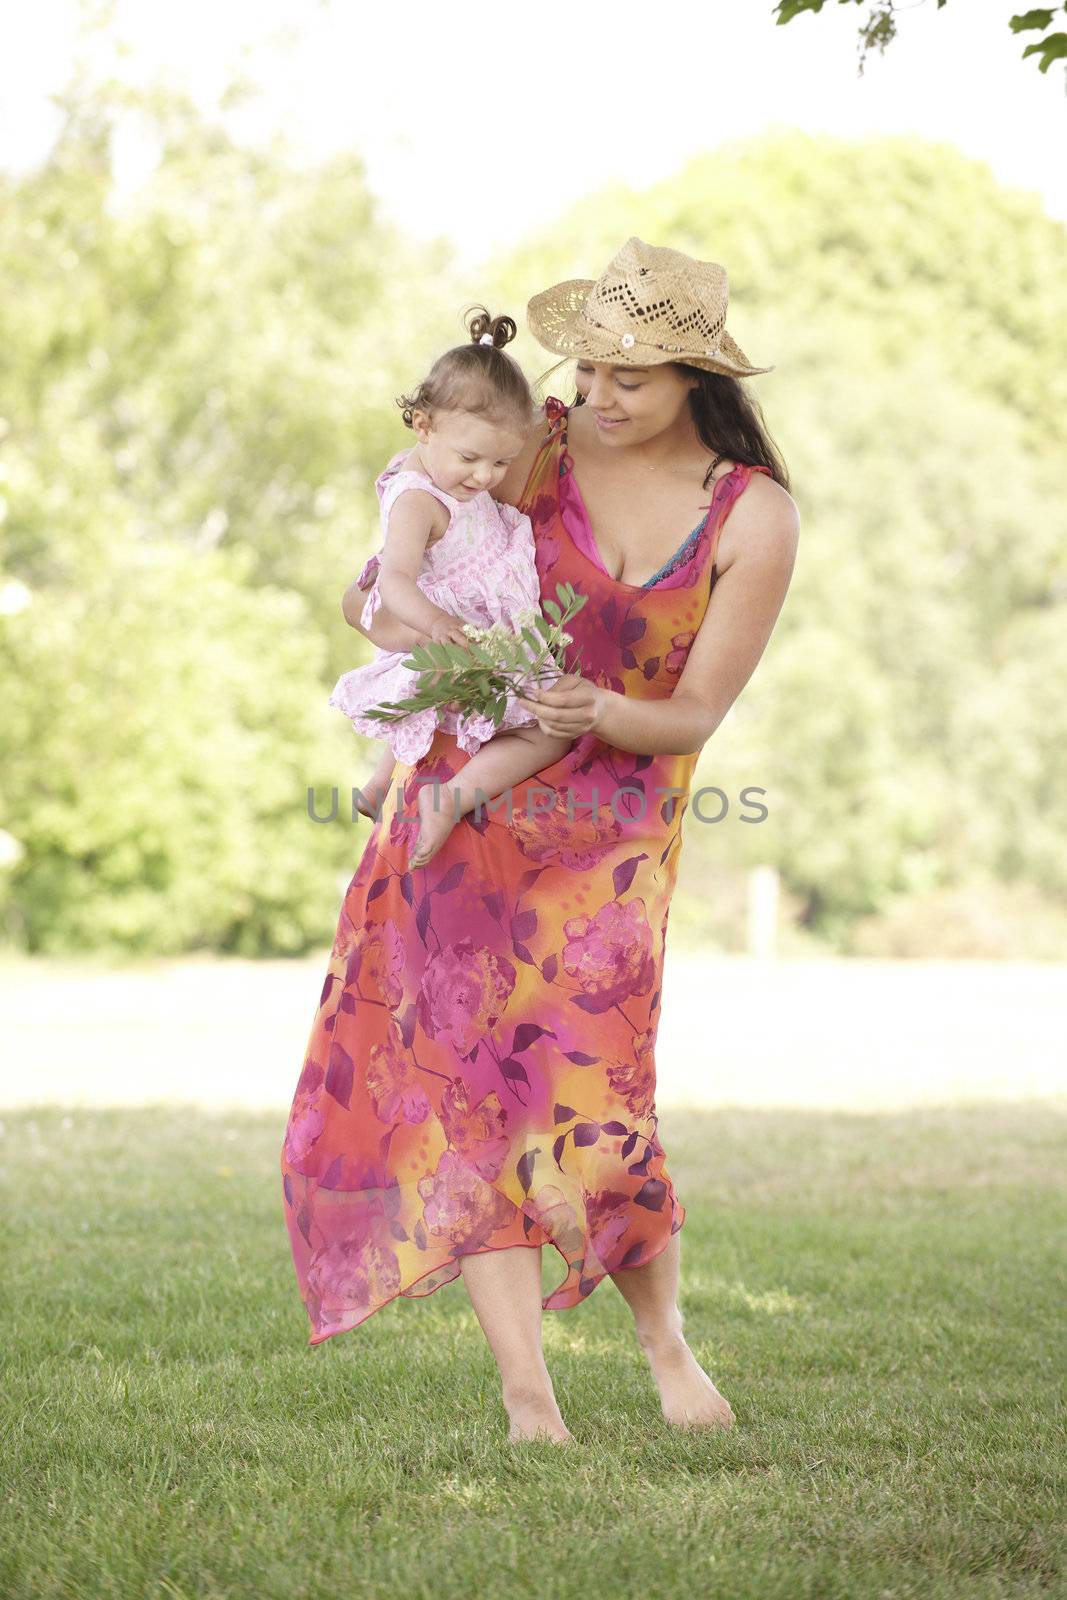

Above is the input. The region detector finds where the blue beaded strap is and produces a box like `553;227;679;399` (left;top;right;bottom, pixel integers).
640;521;705;588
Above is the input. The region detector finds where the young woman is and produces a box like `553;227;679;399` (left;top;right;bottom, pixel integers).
283;237;799;1444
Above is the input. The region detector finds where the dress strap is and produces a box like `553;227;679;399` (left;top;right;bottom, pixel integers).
517;398;569;510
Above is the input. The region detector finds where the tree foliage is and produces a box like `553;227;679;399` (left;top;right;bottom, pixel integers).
0;83;460;954
2;86;1064;955
774;1;1067;93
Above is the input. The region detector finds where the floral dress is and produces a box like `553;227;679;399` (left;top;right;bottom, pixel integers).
281;397;773;1345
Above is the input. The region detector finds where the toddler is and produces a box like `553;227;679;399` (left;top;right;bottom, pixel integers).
329;308;572;869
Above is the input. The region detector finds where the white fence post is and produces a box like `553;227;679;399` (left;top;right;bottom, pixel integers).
747;864;779;960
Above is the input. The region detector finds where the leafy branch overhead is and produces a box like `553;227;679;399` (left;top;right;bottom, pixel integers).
774;1;1067;89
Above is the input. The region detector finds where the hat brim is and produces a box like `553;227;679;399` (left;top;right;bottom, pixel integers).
526;278;774;378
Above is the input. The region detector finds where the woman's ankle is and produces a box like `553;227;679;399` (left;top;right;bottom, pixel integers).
634;1318;686;1355
501;1375;559;1412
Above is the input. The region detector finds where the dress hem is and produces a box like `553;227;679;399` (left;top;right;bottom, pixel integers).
301;1193;688;1347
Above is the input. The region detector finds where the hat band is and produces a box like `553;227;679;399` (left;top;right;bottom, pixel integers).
579;307;725;359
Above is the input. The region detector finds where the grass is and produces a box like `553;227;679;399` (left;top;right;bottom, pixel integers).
2;1100;1064;1599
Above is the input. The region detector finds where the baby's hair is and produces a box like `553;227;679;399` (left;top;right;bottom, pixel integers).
396;305;534;435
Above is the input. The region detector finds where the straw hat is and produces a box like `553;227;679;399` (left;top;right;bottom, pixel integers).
526;236;773;378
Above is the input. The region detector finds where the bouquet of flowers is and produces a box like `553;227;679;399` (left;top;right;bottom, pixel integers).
361;582;588;730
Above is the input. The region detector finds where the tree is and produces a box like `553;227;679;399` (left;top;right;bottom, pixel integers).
774;1;1067;93
4;82;1065;954
0;79;466;954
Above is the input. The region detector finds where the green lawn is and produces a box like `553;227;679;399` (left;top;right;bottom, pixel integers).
2;1101;1064;1599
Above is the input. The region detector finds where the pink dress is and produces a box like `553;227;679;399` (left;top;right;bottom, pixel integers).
329;452;543;764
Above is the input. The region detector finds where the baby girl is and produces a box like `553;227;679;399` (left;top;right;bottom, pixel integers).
329;308;572;869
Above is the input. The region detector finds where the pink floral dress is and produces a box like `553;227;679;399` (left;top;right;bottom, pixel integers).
281;399;773;1346
329;452;543;763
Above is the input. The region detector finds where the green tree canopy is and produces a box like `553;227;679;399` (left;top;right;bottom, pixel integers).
2;91;1064;956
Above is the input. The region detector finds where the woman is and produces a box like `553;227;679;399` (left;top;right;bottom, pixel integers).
282;237;799;1444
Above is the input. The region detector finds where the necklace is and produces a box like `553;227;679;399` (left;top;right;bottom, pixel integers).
630;444;726;474
634;450;727;492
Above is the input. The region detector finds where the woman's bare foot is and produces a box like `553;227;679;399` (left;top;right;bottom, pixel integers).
409;779;458;869
638;1333;735;1430
502;1382;574;1445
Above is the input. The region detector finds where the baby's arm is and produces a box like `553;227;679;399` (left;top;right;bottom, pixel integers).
377;491;469;647
343;580;425;651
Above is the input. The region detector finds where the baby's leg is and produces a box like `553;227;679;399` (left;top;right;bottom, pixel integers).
354;745;398;820
408;728;572;869
458;728;573;817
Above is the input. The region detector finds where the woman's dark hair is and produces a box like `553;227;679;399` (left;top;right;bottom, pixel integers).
545;360;790;491
396;306;534;434
681;368;790;492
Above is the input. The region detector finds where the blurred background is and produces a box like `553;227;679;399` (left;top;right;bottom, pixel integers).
2;0;1065;1112
5;16;1065;1590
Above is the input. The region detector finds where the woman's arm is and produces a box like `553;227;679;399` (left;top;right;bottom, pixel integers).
515;477;800;756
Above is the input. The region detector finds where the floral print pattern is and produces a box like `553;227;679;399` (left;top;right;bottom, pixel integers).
281;397;772;1345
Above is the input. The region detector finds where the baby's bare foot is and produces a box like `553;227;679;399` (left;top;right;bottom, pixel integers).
640;1334;735;1431
502;1382;574;1445
409;781;457;869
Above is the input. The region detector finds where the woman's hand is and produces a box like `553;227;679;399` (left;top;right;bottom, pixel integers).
514;674;608;739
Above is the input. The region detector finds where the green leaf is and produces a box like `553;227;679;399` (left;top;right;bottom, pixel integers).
1010;11;1057;34
1022;31;1067;70
774;0;825;22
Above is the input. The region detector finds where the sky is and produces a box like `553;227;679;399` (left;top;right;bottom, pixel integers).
1;0;1065;267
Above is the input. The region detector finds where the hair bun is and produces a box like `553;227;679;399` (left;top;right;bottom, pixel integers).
464;304;517;351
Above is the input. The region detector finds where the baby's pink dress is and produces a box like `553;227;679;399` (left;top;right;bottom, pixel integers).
329;451;543;764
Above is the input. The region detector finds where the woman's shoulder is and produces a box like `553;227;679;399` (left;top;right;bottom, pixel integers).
733;466;799;524
714;466;800;573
